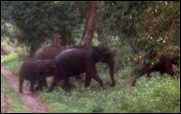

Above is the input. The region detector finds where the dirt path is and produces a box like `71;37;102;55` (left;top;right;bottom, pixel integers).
1;91;9;113
1;67;51;113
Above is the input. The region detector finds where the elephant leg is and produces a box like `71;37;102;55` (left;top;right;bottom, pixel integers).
85;75;92;88
42;77;48;87
35;78;43;91
147;73;152;79
19;76;24;93
92;74;105;90
130;75;140;86
30;80;36;92
48;75;60;92
63;76;71;91
86;65;104;90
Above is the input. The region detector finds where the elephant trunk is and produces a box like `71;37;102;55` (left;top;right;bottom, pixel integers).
108;59;115;87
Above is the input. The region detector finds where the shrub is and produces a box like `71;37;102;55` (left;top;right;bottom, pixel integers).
123;73;180;113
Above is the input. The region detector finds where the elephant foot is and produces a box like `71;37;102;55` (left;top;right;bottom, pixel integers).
19;90;23;93
110;83;115;87
97;86;105;91
30;89;35;92
35;86;38;90
43;84;48;88
130;83;136;87
35;86;43;91
47;89;52;93
47;90;51;93
130;80;136;87
63;86;71;91
47;86;55;92
85;87;91;91
62;84;71;91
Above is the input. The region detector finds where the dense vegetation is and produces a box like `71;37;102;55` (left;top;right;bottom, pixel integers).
1;1;180;113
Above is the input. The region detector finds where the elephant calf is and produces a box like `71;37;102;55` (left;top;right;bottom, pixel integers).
19;59;55;93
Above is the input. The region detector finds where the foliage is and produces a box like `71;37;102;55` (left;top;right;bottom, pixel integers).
1;1;14;37
126;73;180;113
7;1;89;47
97;1;180;71
1;36;27;55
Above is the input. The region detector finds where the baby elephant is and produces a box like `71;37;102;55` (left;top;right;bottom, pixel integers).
19;59;55;93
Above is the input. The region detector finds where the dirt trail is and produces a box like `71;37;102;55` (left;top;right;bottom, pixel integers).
1;67;51;113
1;91;9;113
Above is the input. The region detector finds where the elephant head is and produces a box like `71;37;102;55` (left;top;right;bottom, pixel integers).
94;44;115;86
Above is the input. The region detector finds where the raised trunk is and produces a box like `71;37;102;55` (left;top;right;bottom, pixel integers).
80;1;99;45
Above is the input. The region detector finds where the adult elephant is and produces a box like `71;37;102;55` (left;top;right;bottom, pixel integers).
48;44;115;92
33;45;65;60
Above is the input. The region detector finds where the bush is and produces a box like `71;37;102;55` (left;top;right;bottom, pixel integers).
122;73;180;113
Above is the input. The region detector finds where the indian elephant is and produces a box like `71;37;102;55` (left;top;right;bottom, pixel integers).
48;44;115;92
19;59;56;93
33;46;65;60
131;55;179;86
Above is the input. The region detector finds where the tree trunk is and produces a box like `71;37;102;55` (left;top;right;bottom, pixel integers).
59;28;75;46
52;33;61;46
68;32;75;45
60;29;69;46
80;1;99;45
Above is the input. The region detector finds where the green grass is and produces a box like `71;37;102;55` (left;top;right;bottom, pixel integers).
1;74;29;113
1;54;27;75
1;54;180;113
38;72;180;113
